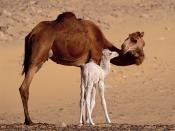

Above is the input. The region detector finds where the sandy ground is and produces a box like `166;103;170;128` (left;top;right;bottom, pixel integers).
1;0;175;129
1;123;175;131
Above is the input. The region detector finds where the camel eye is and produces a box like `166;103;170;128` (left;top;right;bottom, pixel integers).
131;38;137;43
133;40;137;43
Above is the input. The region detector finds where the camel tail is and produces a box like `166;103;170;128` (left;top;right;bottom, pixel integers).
22;34;32;76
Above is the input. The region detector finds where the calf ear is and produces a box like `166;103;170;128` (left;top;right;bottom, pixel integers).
102;49;106;55
140;32;144;37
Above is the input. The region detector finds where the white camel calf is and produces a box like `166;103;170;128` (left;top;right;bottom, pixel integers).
80;49;118;125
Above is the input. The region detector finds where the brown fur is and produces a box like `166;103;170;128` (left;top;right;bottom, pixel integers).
19;12;145;125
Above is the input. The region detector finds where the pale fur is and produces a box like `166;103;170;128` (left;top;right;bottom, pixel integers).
80;49;118;125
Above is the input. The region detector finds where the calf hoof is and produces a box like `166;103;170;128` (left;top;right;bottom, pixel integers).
78;123;83;126
107;119;111;124
90;122;95;126
86;119;90;124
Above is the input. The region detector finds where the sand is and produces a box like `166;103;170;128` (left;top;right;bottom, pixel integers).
0;0;175;128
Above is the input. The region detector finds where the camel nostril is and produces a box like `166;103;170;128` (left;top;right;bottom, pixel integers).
121;45;129;54
121;44;125;50
122;47;129;55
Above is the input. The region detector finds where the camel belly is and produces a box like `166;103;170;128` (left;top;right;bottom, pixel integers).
49;43;90;66
50;52;89;66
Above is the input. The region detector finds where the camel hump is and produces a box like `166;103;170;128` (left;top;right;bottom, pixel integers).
55;12;76;22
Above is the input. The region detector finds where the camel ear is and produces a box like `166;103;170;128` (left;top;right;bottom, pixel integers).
140;32;144;37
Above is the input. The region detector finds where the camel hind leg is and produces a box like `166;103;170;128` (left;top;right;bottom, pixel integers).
19;42;52;125
19;55;48;125
79;68;85;125
19;65;38;125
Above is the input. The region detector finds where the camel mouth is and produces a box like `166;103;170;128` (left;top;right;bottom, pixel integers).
122;48;134;55
122;49;128;55
122;51;144;65
122;47;140;58
129;50;140;58
122;51;140;60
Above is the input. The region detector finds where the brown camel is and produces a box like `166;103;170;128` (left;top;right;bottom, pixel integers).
19;12;145;125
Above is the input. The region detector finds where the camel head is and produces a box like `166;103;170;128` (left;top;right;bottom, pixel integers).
121;31;145;65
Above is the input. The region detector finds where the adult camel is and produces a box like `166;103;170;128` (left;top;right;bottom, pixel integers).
19;12;145;125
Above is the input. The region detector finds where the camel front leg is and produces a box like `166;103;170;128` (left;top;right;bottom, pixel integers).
98;81;111;123
19;66;38;125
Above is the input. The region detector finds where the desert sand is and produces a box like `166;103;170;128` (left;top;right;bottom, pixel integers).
0;0;175;130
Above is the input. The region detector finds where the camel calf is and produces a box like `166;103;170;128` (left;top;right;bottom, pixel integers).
80;49;118;125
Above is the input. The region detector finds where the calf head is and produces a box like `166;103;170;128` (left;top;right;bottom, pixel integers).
102;49;119;60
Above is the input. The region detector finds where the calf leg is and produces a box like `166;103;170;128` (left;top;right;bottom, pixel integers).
98;81;111;123
86;86;96;124
85;83;94;125
90;86;96;116
79;78;85;125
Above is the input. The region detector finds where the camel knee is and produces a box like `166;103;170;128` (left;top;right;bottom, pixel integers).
19;85;25;95
19;81;30;100
98;82;104;94
85;96;91;109
80;98;85;108
19;86;29;100
85;97;90;104
80;99;83;104
99;81;104;88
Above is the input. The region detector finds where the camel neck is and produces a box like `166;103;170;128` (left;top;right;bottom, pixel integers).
100;57;111;77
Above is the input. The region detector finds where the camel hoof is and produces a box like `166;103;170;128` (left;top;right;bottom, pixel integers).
24;120;34;125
